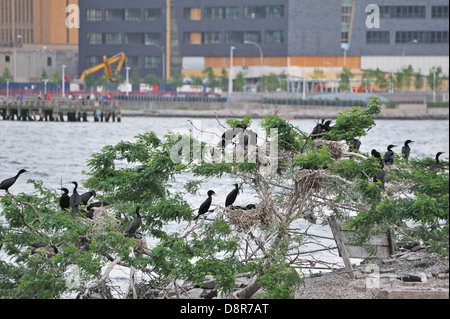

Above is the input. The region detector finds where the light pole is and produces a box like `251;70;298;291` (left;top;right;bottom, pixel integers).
244;41;263;67
14;34;22;82
228;46;236;100
145;42;166;81
126;67;131;97
6;80;10;100
62;65;66;98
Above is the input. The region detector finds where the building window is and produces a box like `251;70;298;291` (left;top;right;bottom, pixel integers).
86;32;103;45
244;31;262;43
395;6;425;18
379;6;391;18
430;31;449;43
265;31;284;44
366;31;390;44
125;9;141;21
86;56;101;68
104;33;122;45
145;56;162;69
184;8;201;21
125;33;144;45
86;9;102;22
395;31;424;43
244;6;283;19
125;56;141;69
47;57;52;67
432;6;449;18
184;32;202;44
205;7;239;20
145;9;161;21
202;32;222;44
144;33;161;45
5;55;10;63
105;9;124;21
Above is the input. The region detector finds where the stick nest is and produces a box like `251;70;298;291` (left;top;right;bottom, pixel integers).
225;204;273;233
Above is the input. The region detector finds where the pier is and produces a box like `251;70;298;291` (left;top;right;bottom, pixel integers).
0;98;121;122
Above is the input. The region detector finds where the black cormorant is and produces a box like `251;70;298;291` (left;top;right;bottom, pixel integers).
225;184;239;207
401;140;414;163
384;145;397;166
80;190;96;206
30;243;59;258
193;190;216;220
0;169;28;194
126;206;142;238
349;139;362;152
311;120;333;139
371;149;386;190
430;152;445;171
59;188;70;210
70;181;81;213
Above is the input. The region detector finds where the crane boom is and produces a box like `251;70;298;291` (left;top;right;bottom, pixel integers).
80;52;126;82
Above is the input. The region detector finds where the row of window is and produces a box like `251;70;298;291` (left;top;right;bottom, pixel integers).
367;31;449;44
85;6;284;22
378;6;448;19
86;8;162;22
183;31;284;45
86;56;161;70
184;5;284;20
86;32;162;45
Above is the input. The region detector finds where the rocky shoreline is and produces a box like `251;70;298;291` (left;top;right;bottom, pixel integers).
153;245;448;299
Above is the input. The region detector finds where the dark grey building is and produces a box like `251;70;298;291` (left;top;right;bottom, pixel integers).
78;0;449;80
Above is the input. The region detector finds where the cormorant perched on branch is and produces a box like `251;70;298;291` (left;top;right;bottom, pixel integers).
430;152;445;171
80;190;96;206
371;149;386;190
311;120;333;139
194;190;216;220
70;181;81;213
384;144;397;166
401;140;414;163
30;243;58;258
59;188;70;210
225;184;240;207
0;169;28;194
349;139;362;152
126;206;142;238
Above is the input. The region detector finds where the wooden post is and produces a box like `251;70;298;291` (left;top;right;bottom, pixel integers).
328;215;355;280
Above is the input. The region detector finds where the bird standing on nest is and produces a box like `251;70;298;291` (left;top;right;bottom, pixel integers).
194;190;216;221
429;152;445;171
59;188;70;210
401;140;414;163
0;169;28;194
225;184;240;207
70;181;81;213
126;206;142;238
384;144;397;166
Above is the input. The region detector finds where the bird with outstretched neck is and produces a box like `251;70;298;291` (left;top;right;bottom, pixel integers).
384;144;397;166
194;190;216;221
401;140;414;163
430;152;445;171
225;184;240;207
0;169;28;194
126;206;142;238
70;181;81;213
59;188;70;210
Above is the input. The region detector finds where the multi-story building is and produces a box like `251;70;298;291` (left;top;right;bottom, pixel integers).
77;0;449;85
0;0;79;82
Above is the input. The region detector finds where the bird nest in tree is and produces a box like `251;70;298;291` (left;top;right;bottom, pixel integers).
225;205;273;233
313;140;347;160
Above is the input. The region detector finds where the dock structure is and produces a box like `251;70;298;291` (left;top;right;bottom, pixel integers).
0;98;121;123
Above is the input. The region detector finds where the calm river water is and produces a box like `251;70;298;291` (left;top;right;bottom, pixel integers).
0;116;448;296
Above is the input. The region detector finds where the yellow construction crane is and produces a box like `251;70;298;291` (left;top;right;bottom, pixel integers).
80;52;126;82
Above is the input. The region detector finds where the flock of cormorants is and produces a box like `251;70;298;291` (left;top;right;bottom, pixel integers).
0;119;447;240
